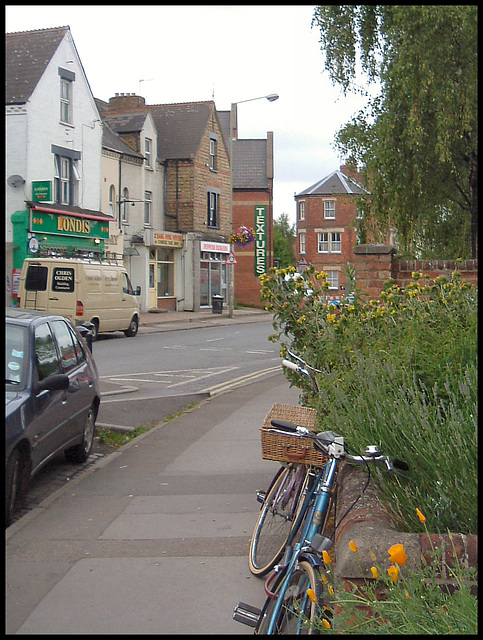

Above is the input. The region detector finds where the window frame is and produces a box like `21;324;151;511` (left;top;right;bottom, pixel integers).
326;270;339;290
144;190;152;226
324;200;336;219
145;138;152;169
60;77;72;124
122;187;129;223
298;201;305;221
207;191;218;228
209;138;217;171
109;185;116;217
317;230;342;253
299;231;306;255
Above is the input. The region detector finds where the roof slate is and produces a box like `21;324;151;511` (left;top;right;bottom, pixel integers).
102;112;149;134
297;170;368;197
6;26;69;105
101;122;144;158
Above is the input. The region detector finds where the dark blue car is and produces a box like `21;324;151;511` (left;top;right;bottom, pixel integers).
5;308;101;527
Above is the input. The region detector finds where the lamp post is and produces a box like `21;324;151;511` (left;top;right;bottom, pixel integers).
228;93;279;318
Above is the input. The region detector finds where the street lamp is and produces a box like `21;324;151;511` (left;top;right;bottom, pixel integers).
228;93;279;318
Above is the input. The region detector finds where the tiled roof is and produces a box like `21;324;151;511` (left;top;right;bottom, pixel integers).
233;139;269;189
102;112;149;134
6;26;69;105
297;170;368;197
148;101;214;161
102;122;144;158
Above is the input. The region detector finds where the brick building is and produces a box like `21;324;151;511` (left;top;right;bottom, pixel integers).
294;165;368;297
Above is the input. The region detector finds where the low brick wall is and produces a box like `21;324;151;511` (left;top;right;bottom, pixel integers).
334;465;477;595
353;244;478;299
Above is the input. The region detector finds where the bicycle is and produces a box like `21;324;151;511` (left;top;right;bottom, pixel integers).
234;354;408;634
248;352;325;578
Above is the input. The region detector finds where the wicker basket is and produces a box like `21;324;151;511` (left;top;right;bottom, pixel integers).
261;403;327;467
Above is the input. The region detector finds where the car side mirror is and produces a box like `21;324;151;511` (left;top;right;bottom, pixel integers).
78;323;94;352
135;286;141;296
34;373;70;394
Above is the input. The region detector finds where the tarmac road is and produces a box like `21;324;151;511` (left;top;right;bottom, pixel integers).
6;372;302;634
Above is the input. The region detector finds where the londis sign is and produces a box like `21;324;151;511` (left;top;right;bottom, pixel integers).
30;211;109;239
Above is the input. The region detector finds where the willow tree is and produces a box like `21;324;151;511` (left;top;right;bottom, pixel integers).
312;5;478;258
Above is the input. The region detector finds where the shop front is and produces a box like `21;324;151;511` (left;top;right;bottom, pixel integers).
199;240;230;308
148;231;184;311
9;201;113;305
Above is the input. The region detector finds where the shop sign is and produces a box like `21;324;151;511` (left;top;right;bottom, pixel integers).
31;211;109;239
200;241;230;253
32;181;52;202
254;205;267;276
154;231;183;248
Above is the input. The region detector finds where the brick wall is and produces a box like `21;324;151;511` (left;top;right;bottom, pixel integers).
353;244;478;298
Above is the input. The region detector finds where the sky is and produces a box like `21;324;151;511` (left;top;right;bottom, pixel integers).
6;5;373;226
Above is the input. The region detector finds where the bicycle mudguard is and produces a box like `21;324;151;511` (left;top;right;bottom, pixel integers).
298;551;325;568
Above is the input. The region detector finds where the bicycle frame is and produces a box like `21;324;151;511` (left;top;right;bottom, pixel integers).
264;457;337;634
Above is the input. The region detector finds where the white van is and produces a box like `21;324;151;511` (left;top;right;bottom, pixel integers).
17;257;141;339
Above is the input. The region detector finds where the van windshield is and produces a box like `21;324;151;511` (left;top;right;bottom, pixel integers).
122;272;135;295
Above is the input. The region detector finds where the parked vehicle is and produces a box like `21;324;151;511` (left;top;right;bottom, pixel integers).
17;256;141;339
5;308;101;527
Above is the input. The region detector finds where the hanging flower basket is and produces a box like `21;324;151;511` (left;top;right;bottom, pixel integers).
229;226;255;248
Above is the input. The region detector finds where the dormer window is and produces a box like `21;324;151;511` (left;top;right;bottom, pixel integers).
145;138;152;168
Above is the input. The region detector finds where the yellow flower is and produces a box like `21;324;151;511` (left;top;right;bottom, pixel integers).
328;585;334;596
416;508;426;523
370;566;379;579
349;540;358;553
322;550;332;565
321;575;328;584
322;619;331;629
306;589;317;603
388;565;399;582
405;590;410;599
370;550;377;562
388;543;407;565
327;314;337;324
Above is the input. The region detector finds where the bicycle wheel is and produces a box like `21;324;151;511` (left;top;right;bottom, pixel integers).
249;464;308;576
257;560;328;635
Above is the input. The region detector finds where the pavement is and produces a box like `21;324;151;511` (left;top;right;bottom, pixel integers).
137;305;270;333
6;308;304;635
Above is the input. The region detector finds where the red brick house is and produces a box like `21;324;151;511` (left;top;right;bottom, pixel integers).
294;165;368;297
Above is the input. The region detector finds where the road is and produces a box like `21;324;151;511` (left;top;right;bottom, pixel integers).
95;320;282;430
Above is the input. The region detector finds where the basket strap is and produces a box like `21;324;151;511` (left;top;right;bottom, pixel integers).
282;444;311;461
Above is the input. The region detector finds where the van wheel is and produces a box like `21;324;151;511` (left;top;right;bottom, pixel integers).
124;316;139;337
90;320;99;342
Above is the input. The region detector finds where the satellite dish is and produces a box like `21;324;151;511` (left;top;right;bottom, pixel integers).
7;175;25;188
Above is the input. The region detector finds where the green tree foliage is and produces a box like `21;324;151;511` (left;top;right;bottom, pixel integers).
273;213;296;268
312;5;478;259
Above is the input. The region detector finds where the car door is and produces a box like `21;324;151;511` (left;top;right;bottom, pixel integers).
50;319;95;441
29;321;72;472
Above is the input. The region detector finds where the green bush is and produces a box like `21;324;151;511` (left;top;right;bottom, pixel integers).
260;266;477;534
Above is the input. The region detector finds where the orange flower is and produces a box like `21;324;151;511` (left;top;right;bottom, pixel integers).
322;619;331;629
388;543;407;565
322;550;332;565
321;575;328;584
405;590;410;599
388;565;399;582
349;540;358;553
306;589;317;603
416;508;426;523
370;566;379;579
370;550;377;562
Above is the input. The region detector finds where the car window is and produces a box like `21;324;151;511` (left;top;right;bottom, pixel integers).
122;272;135;295
25;264;48;291
35;323;62;381
6;325;28;387
51;320;79;373
68;324;87;365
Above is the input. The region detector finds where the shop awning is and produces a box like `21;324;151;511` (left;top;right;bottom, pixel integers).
26;201;115;223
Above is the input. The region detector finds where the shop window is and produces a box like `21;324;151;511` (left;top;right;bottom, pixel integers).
156;248;174;297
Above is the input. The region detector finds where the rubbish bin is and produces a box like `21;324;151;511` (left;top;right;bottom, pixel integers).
211;294;224;314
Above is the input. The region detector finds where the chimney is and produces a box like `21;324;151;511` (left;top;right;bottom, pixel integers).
108;93;146;109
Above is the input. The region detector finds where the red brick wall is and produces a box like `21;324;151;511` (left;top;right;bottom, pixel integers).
232;190;272;307
353;245;478;299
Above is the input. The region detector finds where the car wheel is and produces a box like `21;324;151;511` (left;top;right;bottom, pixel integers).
65;406;96;464
6;449;21;527
124;315;139;337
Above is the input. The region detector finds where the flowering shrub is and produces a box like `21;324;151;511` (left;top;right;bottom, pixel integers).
228;225;255;246
309;510;477;634
260;265;477;534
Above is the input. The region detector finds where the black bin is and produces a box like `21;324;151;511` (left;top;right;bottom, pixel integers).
212;295;224;314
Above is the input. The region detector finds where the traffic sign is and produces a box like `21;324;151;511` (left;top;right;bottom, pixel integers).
226;252;237;265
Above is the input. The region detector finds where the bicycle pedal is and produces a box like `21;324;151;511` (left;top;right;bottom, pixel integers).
311;534;333;553
233;602;261;627
256;490;266;504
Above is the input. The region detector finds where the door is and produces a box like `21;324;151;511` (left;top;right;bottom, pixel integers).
46;265;77;322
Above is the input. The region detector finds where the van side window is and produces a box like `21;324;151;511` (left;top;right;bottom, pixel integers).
25;265;48;291
122;273;135;295
51;320;79;373
35;323;62;381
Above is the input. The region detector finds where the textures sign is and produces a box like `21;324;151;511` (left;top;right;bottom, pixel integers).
254;205;267;276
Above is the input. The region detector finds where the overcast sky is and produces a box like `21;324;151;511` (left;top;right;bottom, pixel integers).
6;5;372;225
